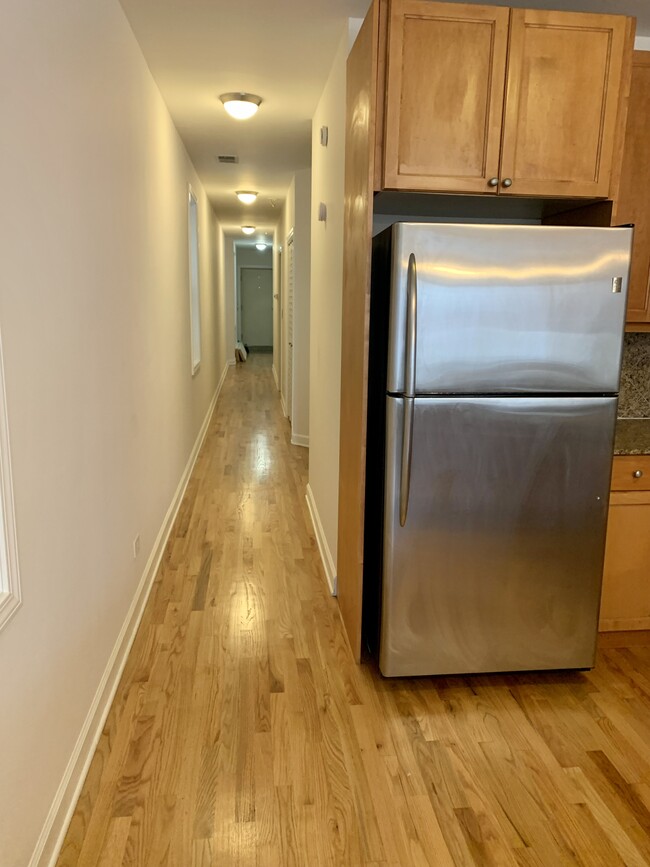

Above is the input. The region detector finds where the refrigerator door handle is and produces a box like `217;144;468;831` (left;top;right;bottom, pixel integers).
400;254;417;527
405;253;417;398
399;397;414;527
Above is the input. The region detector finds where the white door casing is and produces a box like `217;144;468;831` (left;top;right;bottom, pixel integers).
286;231;295;421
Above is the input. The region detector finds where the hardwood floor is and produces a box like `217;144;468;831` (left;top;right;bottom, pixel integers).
57;354;650;866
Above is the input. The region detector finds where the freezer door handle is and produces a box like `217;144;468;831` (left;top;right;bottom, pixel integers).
405;253;417;398
400;397;414;527
400;253;417;527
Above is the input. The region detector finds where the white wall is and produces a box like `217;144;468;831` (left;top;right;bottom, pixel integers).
290;170;312;446
635;36;650;50
0;1;228;865
237;246;273;269
272;226;282;390
307;22;362;591
281;185;295;417
220;230;237;365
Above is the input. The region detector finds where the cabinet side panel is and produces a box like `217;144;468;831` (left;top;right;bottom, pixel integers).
337;3;379;661
374;0;389;192
608;17;636;208
612;52;650;323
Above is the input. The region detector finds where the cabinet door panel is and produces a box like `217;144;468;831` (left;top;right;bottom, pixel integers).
600;491;650;631
501;9;628;198
383;0;508;193
613;52;650;324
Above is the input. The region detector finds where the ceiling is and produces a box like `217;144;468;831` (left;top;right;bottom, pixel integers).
120;0;649;234
119;0;371;232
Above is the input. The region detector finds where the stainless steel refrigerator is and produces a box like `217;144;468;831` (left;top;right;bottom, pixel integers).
367;223;633;677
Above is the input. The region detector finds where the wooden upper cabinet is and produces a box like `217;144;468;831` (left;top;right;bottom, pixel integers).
501;9;629;198
383;1;509;192
380;1;633;199
613;52;650;324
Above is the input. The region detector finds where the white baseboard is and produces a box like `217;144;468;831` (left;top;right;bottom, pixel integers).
272;364;279;391
31;362;231;867
281;394;288;418
305;484;337;596
217;360;231;392
291;433;309;448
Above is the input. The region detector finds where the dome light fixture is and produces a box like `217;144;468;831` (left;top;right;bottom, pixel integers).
256;243;267;251
219;93;262;121
241;226;255;235
236;191;258;205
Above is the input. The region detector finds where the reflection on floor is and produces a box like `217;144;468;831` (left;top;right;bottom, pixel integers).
57;353;650;866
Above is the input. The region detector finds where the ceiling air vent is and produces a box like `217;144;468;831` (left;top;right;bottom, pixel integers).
217;154;239;164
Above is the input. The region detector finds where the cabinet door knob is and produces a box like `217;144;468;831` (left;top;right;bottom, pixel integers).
488;177;499;187
502;178;513;188
633;469;644;479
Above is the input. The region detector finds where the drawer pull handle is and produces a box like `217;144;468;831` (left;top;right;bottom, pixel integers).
633;470;644;479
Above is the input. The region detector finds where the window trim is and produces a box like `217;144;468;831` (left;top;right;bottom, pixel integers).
0;329;21;632
188;185;202;376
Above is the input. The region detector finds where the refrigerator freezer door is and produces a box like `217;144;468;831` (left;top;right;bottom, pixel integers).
385;223;632;395
380;395;617;677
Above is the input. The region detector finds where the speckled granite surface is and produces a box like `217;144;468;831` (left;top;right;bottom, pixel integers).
614;418;650;456
619;333;650;418
615;333;650;454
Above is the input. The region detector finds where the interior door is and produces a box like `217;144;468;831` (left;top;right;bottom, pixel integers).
380;395;618;677
500;8;629;198
240;267;273;349
382;0;509;193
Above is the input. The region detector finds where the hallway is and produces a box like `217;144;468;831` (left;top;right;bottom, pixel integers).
57;356;650;867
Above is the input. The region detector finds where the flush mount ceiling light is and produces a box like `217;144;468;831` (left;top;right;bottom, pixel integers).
236;191;258;205
220;93;262;120
241;226;255;235
256;243;267;251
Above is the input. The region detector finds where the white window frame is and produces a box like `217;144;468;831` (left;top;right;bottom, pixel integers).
188;185;201;375
0;329;21;632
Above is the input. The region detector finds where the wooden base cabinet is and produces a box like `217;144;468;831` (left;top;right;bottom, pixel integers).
600;456;650;631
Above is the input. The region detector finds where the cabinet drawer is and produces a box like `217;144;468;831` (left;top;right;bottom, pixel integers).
611;455;650;491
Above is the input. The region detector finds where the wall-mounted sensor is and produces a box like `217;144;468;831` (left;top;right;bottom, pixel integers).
318;202;327;222
320;126;329;147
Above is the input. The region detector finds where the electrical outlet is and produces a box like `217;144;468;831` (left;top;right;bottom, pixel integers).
133;534;141;559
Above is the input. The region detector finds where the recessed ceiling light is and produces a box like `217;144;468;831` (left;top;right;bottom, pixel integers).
236;191;258;205
241;226;255;235
256;243;267;251
219;93;262;121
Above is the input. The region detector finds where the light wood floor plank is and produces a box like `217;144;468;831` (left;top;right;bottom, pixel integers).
56;355;650;866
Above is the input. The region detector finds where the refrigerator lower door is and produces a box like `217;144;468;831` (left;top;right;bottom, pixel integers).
380;396;617;677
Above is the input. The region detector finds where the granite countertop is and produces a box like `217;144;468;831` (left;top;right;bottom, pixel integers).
614;418;650;456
